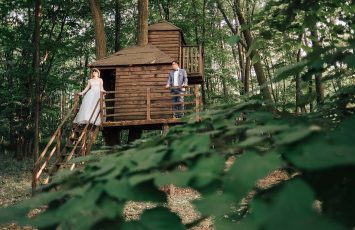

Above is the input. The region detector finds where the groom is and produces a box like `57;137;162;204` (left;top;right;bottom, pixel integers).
165;61;188;118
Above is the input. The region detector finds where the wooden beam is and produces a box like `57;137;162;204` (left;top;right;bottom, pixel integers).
147;88;151;120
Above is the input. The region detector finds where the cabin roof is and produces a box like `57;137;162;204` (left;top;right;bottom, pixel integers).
148;21;181;31
148;21;186;45
89;44;173;67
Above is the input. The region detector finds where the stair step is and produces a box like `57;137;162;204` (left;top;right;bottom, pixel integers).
56;162;75;169
65;144;86;149
56;162;73;166
60;154;78;158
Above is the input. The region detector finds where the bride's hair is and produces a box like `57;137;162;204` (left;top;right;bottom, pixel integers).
91;68;101;78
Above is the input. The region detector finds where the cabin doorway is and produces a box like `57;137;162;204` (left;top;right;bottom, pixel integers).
100;69;115;122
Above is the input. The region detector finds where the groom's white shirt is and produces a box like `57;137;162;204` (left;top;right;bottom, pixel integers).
173;68;180;86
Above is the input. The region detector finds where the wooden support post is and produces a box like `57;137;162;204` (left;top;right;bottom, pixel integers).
179;46;182;67
73;94;80;114
100;92;104;124
147;88;151;120
162;123;169;136
199;45;203;74
81;130;86;156
195;85;200;122
32;173;37;195
56;129;61;158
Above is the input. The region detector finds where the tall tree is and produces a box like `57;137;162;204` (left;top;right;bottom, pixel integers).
310;28;325;104
137;0;149;46
33;0;42;159
216;0;273;102
88;0;107;59
114;0;122;52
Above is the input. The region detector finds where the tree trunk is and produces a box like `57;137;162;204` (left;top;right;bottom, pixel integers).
244;55;250;93
192;0;200;44
161;0;170;21
88;0;107;59
33;0;42;160
236;44;245;94
310;29;324;105
137;0;149;46
309;79;314;112
114;0;122;52
264;57;277;102
234;0;272;102
295;47;304;114
216;0;273;102
156;0;164;20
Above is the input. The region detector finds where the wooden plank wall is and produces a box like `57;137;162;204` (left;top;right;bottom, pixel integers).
148;30;181;61
114;65;172;121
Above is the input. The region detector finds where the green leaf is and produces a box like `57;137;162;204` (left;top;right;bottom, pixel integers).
247;179;347;230
129;172;159;186
170;134;210;162
224;152;282;202
343;53;355;68
155;171;193;187
193;193;235;217
129;146;167;171
190;154;225;188
30;184;104;229
104;179;166;202
227;35;240;46
246;40;260;57
0;191;66;226
285;117;355;169
251;53;261;65
237;136;267;148
275;126;319;145
274;60;310;82
246;124;290;135
121;207;185;230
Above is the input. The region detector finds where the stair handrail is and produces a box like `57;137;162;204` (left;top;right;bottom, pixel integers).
39;99;102;191
61;99;101;163
34;95;80;166
32;94;80;191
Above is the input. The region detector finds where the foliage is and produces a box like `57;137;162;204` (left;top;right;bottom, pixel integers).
0;84;354;229
0;0;354;229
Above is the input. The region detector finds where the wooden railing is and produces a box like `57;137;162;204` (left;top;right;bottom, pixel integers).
102;85;202;123
181;45;204;76
32;95;102;193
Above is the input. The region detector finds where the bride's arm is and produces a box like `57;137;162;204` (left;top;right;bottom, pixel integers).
78;80;91;95
100;79;106;93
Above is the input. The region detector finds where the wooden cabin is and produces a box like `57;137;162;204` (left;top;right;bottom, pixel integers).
32;21;205;191
89;21;204;144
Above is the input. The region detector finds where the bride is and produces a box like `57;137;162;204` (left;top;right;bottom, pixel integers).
73;68;106;126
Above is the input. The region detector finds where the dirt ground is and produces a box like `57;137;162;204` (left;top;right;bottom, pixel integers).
0;155;32;208
0;154;213;230
0;155;289;230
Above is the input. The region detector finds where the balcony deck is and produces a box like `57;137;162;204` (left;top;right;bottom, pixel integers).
99;85;202;128
181;45;204;84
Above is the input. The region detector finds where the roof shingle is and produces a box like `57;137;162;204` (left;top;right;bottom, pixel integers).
89;44;173;67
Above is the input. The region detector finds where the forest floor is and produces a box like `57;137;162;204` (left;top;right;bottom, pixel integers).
0;155;290;230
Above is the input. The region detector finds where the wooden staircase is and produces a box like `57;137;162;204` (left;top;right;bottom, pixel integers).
32;95;103;193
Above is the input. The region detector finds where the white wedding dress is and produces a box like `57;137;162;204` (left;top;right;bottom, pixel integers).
74;80;104;126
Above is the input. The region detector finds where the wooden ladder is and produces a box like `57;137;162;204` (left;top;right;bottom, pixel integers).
32;96;103;193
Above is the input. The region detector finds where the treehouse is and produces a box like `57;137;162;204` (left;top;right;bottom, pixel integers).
32;21;205;191
89;21;204;143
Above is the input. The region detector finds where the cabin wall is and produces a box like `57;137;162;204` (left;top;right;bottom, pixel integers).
114;64;173;121
148;30;181;62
